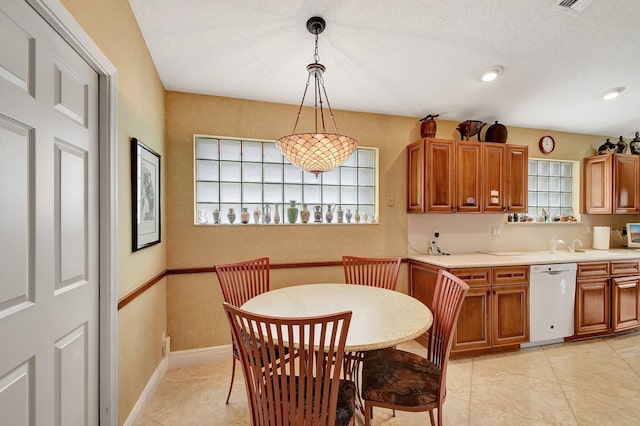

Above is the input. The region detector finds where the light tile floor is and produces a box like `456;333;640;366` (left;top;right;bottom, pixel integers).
140;332;640;425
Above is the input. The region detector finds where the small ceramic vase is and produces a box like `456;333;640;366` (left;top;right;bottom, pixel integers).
336;205;344;223
274;203;280;224
241;207;249;224
325;203;334;223
354;209;361;224
263;204;271;224
345;208;352;224
287;200;298;224
362;213;369;223
197;209;208;224
617;136;628;154
301;204;310;224
313;205;322;223
253;207;261;224
630;132;640;155
227;208;236;224
212;209;220;224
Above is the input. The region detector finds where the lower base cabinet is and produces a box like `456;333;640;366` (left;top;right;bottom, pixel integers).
409;261;529;357
575;260;640;337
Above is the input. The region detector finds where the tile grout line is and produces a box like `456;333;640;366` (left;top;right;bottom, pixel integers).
541;344;581;425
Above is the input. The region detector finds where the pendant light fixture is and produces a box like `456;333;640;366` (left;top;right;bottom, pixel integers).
276;17;358;176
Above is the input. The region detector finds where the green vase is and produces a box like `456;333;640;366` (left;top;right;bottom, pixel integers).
287;200;299;224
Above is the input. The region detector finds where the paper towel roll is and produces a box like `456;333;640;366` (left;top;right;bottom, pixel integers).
593;226;610;250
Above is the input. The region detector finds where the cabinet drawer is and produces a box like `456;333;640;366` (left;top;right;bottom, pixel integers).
577;262;610;278
449;268;491;286
610;260;640;277
492;265;529;285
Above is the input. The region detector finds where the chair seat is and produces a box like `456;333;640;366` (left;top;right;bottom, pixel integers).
273;376;356;426
362;348;441;407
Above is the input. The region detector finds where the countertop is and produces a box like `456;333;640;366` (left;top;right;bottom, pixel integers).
408;248;640;268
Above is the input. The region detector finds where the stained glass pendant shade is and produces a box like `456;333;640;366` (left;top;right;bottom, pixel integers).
275;17;358;176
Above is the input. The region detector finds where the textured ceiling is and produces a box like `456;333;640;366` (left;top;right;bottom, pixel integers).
129;0;640;138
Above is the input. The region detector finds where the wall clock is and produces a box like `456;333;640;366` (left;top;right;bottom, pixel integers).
539;135;555;154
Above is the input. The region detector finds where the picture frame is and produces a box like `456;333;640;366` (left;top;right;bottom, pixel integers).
131;137;161;251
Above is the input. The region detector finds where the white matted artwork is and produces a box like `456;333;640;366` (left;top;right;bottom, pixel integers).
131;137;161;251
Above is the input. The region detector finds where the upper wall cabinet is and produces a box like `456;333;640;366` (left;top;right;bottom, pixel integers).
583;153;640;214
407;138;528;213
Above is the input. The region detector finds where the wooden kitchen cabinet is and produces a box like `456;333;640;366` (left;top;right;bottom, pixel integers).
450;265;529;355
406;138;525;214
407;140;425;212
612;276;640;331
575;260;640;336
583;153;640;214
505;145;528;213
575;277;611;335
425;139;456;212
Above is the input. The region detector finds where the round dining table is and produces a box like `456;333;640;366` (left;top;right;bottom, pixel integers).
241;283;433;352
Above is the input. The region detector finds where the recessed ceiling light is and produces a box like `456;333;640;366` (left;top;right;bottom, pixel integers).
481;65;504;82
603;87;625;100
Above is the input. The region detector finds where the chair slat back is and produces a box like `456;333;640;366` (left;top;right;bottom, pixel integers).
342;256;401;290
223;303;352;426
427;270;469;398
215;257;270;307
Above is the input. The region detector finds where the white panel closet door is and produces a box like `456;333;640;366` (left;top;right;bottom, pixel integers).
0;1;100;424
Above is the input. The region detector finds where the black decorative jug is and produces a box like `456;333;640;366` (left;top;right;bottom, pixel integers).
630;132;640;155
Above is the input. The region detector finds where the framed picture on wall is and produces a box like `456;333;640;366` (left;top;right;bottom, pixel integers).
131;137;161;251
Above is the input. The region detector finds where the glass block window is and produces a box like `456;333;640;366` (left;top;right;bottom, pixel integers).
527;159;579;221
194;135;378;225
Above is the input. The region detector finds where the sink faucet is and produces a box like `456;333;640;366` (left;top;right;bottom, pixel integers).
569;239;583;253
549;239;566;254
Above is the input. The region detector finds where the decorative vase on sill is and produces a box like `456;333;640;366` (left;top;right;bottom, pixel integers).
263;204;271;224
345;208;352;224
354;209;361;224
212;209;220;224
287;200;298;224
197;209;208;224
301;204;310;224
313;205;322;223
274;203;281;224
241;207;250;224
253;207;261;224
227;208;236;224
336;205;344;223
325;203;334;223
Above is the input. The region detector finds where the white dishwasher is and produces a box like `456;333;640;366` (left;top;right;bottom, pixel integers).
525;263;577;346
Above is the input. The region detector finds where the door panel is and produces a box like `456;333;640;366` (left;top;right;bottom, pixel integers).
0;1;99;424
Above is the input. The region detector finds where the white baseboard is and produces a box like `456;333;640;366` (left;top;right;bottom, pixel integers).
168;344;232;369
123;344;232;425
123;354;168;426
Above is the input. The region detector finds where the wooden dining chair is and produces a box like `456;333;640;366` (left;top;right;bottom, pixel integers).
360;270;469;426
223;303;356;426
215;257;270;404
342;256;402;290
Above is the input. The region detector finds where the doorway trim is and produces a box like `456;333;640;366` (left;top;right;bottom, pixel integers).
25;1;119;424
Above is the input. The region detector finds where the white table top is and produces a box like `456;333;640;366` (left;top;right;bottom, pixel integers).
241;283;433;352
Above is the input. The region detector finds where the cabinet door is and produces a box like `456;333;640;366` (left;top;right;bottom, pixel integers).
456;141;481;213
482;143;506;212
582;155;612;214
613;154;640;214
505;145;528;213
426;139;455;212
452;286;491;353
407;140;425;213
612;276;640;332
575;278;611;335
408;260;440;310
491;284;529;346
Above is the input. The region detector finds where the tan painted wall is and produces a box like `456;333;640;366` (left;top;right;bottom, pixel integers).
59;0;166;424
164;91;417;350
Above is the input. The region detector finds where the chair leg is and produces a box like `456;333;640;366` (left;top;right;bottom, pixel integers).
429;409;436;426
437;406;443;426
364;402;372;426
225;356;236;404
